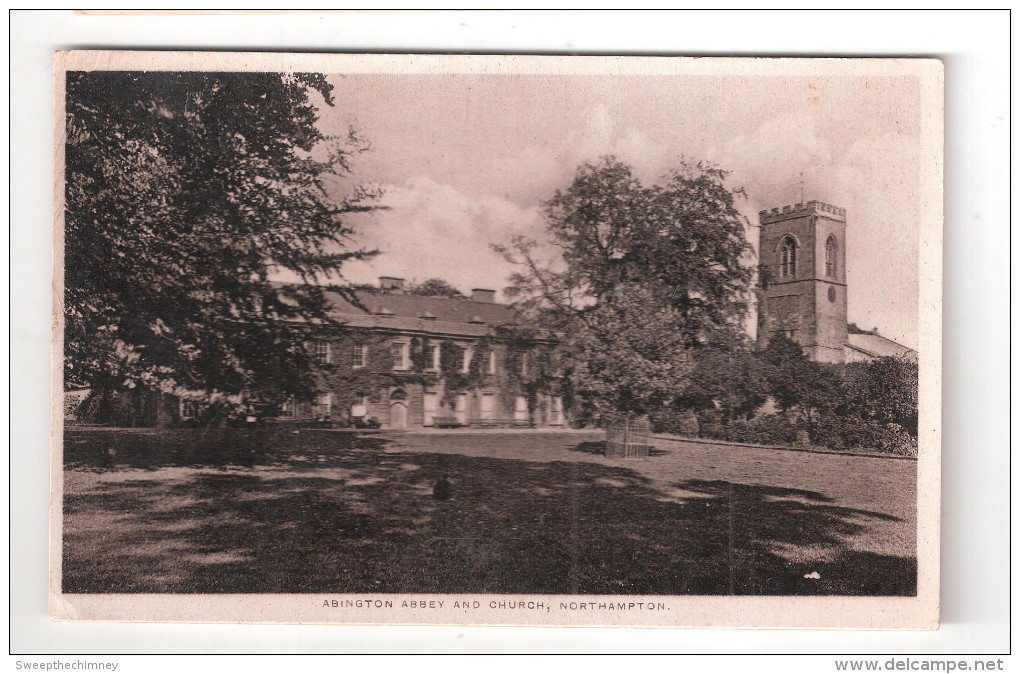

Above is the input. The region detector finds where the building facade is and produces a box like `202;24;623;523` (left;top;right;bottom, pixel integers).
270;277;567;430
757;201;916;364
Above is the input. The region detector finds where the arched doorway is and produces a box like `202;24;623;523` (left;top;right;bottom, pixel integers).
389;402;407;430
389;389;408;430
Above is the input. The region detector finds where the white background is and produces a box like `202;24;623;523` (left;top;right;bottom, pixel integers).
7;8;1011;663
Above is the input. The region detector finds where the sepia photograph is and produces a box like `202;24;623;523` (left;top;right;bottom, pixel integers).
50;51;942;628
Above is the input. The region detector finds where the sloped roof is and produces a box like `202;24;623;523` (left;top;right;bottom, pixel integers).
327;289;522;338
273;283;525;338
328;290;517;326
845;332;918;362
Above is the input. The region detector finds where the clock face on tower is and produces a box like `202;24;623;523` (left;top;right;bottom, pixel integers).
828;286;837;303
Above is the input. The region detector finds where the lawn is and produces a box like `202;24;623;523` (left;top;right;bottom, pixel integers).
61;428;916;596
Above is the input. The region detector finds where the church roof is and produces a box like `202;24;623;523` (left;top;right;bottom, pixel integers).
845;332;918;362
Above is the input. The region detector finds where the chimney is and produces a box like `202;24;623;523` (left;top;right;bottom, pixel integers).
471;288;496;303
379;276;405;293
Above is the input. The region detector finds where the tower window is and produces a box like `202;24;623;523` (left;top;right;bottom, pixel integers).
825;235;838;278
780;237;797;278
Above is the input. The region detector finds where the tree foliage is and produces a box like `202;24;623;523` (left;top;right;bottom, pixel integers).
407;278;467;300
836;357;919;437
64;71;379;401
569;284;695;418
669;334;918;454
760;333;839;431
678;346;769;423
496;156;754;418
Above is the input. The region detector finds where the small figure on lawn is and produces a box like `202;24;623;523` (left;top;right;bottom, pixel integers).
432;475;453;501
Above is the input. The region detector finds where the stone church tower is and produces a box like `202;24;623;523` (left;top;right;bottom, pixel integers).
757;201;848;363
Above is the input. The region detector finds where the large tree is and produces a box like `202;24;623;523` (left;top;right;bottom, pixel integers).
569;284;694;418
760;333;839;433
407;278;467;300
64;71;378;401
678;346;770;424
496;156;754;417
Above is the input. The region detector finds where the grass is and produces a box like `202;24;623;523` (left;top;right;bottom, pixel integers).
61;428;916;596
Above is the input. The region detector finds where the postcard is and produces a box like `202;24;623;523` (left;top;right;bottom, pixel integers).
51;51;942;628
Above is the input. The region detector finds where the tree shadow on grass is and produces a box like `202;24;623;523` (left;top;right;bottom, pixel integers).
569;440;667;457
63;444;915;596
63;428;393;471
570;441;607;456
665;479;914;596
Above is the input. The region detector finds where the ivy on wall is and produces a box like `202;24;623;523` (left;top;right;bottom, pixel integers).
289;327;568;423
493;326;566;421
300;331;399;419
438;340;477;408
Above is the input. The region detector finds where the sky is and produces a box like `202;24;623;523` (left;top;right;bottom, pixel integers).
287;70;922;349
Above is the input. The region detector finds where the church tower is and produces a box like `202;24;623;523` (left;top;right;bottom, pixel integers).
757;201;848;363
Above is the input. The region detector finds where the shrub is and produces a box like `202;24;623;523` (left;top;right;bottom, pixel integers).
812;414;918;457
723;414;800;445
695;410;725;440
649;407;699;436
77;390;146;427
838;358;918;438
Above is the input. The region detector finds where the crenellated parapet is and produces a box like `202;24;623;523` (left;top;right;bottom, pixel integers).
758;200;847;225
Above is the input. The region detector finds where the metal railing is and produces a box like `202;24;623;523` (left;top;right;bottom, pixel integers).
605;416;651;458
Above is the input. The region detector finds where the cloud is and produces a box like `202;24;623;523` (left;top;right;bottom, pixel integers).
297;86;922;349
332;110;684;300
339;176;547;299
493;104;682;205
712;112;836;216
716;113;920;348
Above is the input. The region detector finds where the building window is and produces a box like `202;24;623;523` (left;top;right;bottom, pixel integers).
279;396;295;419
511;352;527;376
549;396;563;426
461;345;473;373
180;399;200;420
426;344;440;371
313;341;331;365
481;393;495;420
391;342;408;370
351;396;368;418
552;359;564;378
312;393;332;418
780;236;797;278
514;396;529;421
351;343;367;369
825;235;837;278
487;350;496;374
423;392;439;426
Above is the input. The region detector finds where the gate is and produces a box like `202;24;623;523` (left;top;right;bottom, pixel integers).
605;416;651;458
